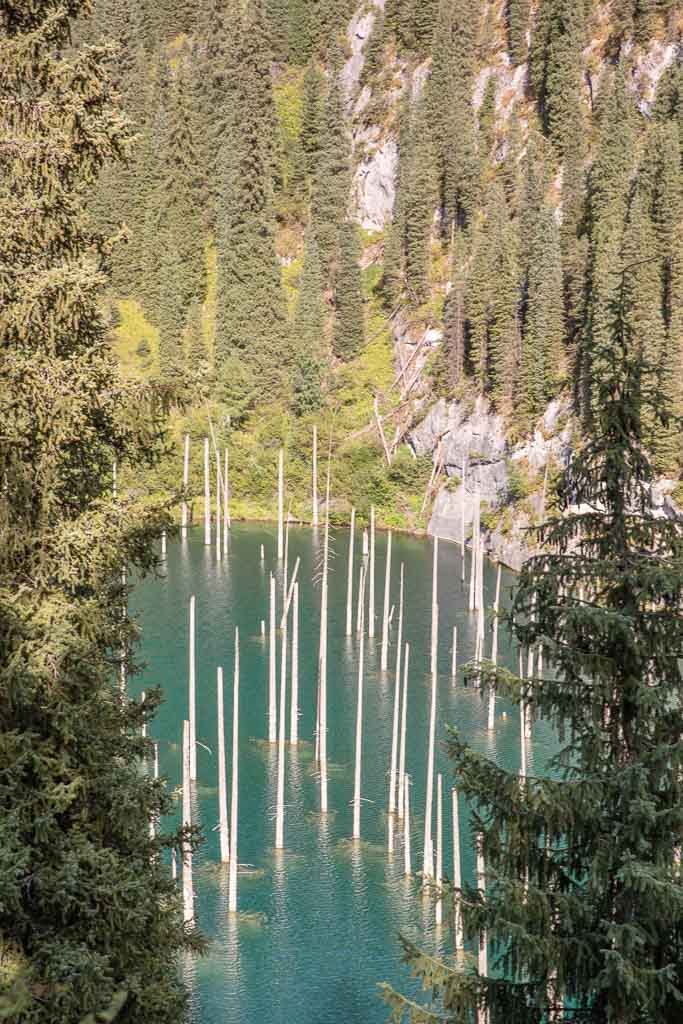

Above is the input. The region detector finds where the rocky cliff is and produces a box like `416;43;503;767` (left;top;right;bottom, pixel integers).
341;0;682;568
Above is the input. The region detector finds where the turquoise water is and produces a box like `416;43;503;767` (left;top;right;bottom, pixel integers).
132;524;555;1024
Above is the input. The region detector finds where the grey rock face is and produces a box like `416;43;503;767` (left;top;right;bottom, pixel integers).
353;137;398;231
409;395;575;567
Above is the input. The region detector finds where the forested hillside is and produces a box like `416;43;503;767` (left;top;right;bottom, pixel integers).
81;0;683;544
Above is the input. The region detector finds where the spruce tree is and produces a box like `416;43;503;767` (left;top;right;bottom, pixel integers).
579;66;637;424
403;102;437;305
519;200;564;429
442;231;469;389
467;183;521;405
300;60;325;180
333;222;365;361
193;0;240;227
214;41;287;407
292;233;326;414
439;0;480;231
530;0;586;156
507;0;530;65
0;3;197;1021
157;236;187;380
383;272;683;1024
478;74;497;159
312;48;351;280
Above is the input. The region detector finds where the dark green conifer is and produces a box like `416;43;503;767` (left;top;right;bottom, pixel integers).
214;82;287;406
383;275;683;1024
311;50;351;280
507;0;530;65
519;201;564;429
403;103;437;305
579;66;636;423
478;74;497;158
467;183;520;404
442;231;468;389
300;60;325;180
0;3;197;1020
333;222;365;361
157;236;187;380
292;233;326;414
530;0;586;156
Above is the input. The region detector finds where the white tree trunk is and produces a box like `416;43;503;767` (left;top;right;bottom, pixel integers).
275;606;288;850
403;775;411;876
353;564;367;839
215;450;222;560
388;564;404;819
223;448;230;549
436;773;443;925
398;643;409;821
477;836;488;981
189;596;197;780
380;530;392;671
452;788;464;952
182;719;194;925
276;559;300;848
345;508;355;636
290;582;299;744
431;538;439;676
423;660;438;878
451;625;457;679
204;437;211;546
268;574;277;743
181;434;189;540
312;425;319;527
368;507;375;638
229;629;239;912
217;667;230;863
277;447;284;560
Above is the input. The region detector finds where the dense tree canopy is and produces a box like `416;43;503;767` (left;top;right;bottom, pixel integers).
0;2;200;1022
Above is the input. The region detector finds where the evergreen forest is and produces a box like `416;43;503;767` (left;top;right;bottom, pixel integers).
81;0;683;530
2;2;683;1023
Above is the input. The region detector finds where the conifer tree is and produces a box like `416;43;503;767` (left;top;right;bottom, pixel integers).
194;0;240;226
438;0;481;232
478;74;497;158
333;222;365;361
0;3;197;1021
467;183;520;404
530;0;585;156
311;49;351;280
214;47;287;407
300;60;325;180
507;0;530;65
403;102;437;305
442;231;469;389
184;298;209;379
519;201;564;429
383;273;683;1024
292;233;326;414
579;67;637;423
157;236;187;380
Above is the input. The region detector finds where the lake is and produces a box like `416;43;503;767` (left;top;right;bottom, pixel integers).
131;523;555;1024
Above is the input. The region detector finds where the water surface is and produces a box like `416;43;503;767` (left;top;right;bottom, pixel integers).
132;524;554;1024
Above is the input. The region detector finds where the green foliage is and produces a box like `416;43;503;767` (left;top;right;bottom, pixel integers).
507;0;530;65
530;0;586;156
292;233;326;414
0;4;199;1023
506;458;535;501
467;183;520;404
333;222;365;361
311;51;351;280
385;276;683;1024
